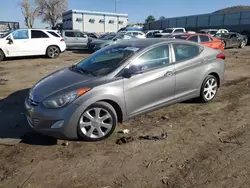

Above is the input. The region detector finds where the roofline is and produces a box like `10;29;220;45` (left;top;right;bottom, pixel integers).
63;9;128;17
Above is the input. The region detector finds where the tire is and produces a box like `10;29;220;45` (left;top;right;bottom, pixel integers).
198;75;218;103
239;40;247;48
222;40;226;49
46;46;60;58
0;50;5;61
77;102;117;141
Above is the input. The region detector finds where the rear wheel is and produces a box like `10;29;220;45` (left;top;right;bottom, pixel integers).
239;40;247;48
222;40;226;49
77;102;117;141
0;50;5;61
199;75;218;103
46;46;60;58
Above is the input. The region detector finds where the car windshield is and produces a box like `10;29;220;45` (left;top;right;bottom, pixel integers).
0;31;12;38
99;34;116;40
71;44;141;76
163;29;173;33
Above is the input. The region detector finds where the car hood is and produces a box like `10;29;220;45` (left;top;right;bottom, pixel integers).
29;67;101;102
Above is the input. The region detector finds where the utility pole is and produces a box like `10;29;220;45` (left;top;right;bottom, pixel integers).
115;0;117;13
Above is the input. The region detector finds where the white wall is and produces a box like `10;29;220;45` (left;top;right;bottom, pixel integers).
64;12;128;33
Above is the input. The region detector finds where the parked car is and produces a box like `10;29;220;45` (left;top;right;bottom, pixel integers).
25;38;225;141
145;30;162;38
88;33;135;52
214;32;248;49
199;29;229;36
163;33;224;51
86;32;99;39
61;30;89;50
154;28;186;37
123;31;146;38
0;29;66;61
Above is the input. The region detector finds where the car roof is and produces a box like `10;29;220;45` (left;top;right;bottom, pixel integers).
114;38;191;48
171;33;212;37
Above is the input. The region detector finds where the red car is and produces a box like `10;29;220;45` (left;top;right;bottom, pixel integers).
164;33;224;51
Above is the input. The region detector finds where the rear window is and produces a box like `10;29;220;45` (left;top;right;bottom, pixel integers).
200;35;210;42
174;29;184;33
173;43;201;62
48;31;60;38
31;30;49;39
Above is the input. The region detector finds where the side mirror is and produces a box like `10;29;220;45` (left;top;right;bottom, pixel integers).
83;34;88;38
113;38;117;41
6;36;13;44
122;65;143;78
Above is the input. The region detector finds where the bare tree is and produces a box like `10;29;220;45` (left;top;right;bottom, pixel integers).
36;0;68;27
19;0;38;28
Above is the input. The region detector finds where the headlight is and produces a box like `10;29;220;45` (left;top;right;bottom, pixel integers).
43;88;91;109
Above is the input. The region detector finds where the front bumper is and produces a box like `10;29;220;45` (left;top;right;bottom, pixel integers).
25;97;87;140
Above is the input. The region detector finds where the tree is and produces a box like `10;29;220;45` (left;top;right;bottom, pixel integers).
159;16;166;20
145;15;156;23
35;0;68;27
19;0;38;28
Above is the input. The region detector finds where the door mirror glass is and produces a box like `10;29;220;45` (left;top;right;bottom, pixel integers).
6;36;13;44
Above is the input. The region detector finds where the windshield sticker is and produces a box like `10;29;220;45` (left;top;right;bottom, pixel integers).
124;47;140;52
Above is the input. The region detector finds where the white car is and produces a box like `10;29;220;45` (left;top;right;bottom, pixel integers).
0;29;66;61
123;31;146;39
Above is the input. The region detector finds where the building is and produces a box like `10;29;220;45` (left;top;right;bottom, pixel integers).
62;9;128;33
0;21;19;33
143;7;250;34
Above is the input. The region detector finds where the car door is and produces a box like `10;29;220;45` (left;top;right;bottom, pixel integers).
228;34;238;47
173;43;205;99
29;30;50;55
63;31;76;49
123;44;175;116
74;31;88;49
6;29;31;56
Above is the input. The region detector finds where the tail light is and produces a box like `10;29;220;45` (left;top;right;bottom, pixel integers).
60;39;65;42
216;52;225;60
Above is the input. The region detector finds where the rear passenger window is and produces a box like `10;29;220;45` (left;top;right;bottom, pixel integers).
48;31;60;38
173;44;201;62
65;32;74;37
131;45;170;71
200;35;210;42
188;36;198;42
31;30;49;38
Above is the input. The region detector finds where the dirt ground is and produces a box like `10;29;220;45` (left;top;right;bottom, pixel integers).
0;47;250;188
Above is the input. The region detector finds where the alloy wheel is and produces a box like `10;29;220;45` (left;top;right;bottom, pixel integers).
79;107;113;139
241;40;246;48
48;47;59;58
203;78;217;101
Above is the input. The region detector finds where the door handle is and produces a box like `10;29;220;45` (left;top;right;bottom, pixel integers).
164;71;174;77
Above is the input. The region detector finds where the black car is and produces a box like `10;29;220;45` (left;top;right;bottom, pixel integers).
214;32;248;49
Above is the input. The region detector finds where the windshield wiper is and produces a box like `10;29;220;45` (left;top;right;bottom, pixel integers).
70;65;96;76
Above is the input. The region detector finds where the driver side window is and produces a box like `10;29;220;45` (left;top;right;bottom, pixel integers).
130;45;170;71
12;30;29;40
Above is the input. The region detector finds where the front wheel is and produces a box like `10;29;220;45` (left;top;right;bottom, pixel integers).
77;102;117;141
46;46;60;58
198;75;218;103
239;40;247;48
0;50;5;61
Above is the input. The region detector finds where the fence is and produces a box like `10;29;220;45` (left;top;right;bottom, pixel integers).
144;10;250;33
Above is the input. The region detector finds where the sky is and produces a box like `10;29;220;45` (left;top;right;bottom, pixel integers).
0;0;249;28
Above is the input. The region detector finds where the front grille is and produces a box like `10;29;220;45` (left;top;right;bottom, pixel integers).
26;115;39;127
